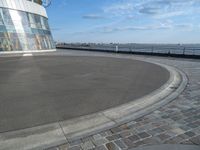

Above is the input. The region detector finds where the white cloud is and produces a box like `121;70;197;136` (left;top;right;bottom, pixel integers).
71;0;199;35
58;1;68;7
82;14;104;19
97;20;193;33
100;24;172;33
102;0;200;19
103;1;135;16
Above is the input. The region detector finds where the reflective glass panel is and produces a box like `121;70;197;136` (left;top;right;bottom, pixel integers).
0;7;55;51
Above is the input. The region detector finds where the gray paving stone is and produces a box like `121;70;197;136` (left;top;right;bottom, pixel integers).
177;134;190;140
105;142;120;150
170;128;185;135
126;121;137;127
81;140;95;150
133;140;145;147
164;139;179;144
69;139;83;147
148;128;165;136
140;137;160;145
179;125;191;131
119;124;129;130
129;128;138;135
160;125;172;131
128;135;140;142
137;132;151;139
111;127;122;133
68;146;82;150
165;136;183;144
47;147;59;150
82;137;94;143
93;138;108;146
185;131;196;137
114;139;127;149
59;144;69;150
122;138;135;148
119;130;132;138
190;135;200;145
93;134;103;140
135;126;148;132
180;140;194;145
100;132;108;137
156;133;171;141
192;127;200;135
94;145;108;150
105;130;113;136
106;134;121;141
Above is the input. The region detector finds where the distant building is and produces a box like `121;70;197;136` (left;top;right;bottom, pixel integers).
0;0;55;51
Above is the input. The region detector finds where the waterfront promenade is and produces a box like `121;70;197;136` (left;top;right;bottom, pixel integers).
0;50;199;150
48;50;200;150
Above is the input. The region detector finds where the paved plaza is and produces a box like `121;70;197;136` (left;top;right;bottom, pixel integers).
0;50;199;150
0;55;168;133
46;50;200;150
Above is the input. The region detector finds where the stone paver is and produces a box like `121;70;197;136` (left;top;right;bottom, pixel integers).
47;51;200;150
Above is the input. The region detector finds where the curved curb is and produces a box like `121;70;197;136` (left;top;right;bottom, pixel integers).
0;54;188;150
130;144;200;150
59;57;188;141
0;49;56;56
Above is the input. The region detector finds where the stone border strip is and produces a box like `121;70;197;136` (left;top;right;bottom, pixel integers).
130;144;200;150
0;54;187;150
0;49;56;55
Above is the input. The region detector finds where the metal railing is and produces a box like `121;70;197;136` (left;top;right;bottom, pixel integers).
56;44;200;57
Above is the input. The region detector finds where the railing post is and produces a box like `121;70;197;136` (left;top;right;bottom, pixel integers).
132;47;134;53
168;50;170;56
183;47;185;55
151;46;154;54
115;45;118;53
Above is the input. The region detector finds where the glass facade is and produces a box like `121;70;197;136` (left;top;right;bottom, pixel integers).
0;7;55;51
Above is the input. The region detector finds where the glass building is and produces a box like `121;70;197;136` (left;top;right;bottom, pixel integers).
0;0;55;51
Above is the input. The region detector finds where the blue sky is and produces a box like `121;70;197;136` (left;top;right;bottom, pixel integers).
46;0;200;43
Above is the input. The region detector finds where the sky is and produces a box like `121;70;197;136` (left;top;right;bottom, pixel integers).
46;0;200;43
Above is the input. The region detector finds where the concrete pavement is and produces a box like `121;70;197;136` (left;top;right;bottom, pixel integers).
0;51;187;149
0;55;169;133
49;50;200;150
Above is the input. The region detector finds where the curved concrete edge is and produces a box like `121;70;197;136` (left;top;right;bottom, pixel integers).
130;144;200;150
0;123;66;150
0;49;56;55
0;55;188;150
60;57;188;141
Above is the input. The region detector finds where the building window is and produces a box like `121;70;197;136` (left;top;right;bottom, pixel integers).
0;7;55;51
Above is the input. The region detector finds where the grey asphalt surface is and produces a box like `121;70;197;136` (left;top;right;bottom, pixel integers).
0;55;169;133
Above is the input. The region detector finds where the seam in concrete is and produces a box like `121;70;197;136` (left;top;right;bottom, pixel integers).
0;54;188;150
58;122;68;142
101;112;118;124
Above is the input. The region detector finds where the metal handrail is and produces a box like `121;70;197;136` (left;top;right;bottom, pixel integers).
56;44;200;56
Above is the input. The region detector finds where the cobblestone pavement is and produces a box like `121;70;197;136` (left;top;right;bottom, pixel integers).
48;53;200;150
